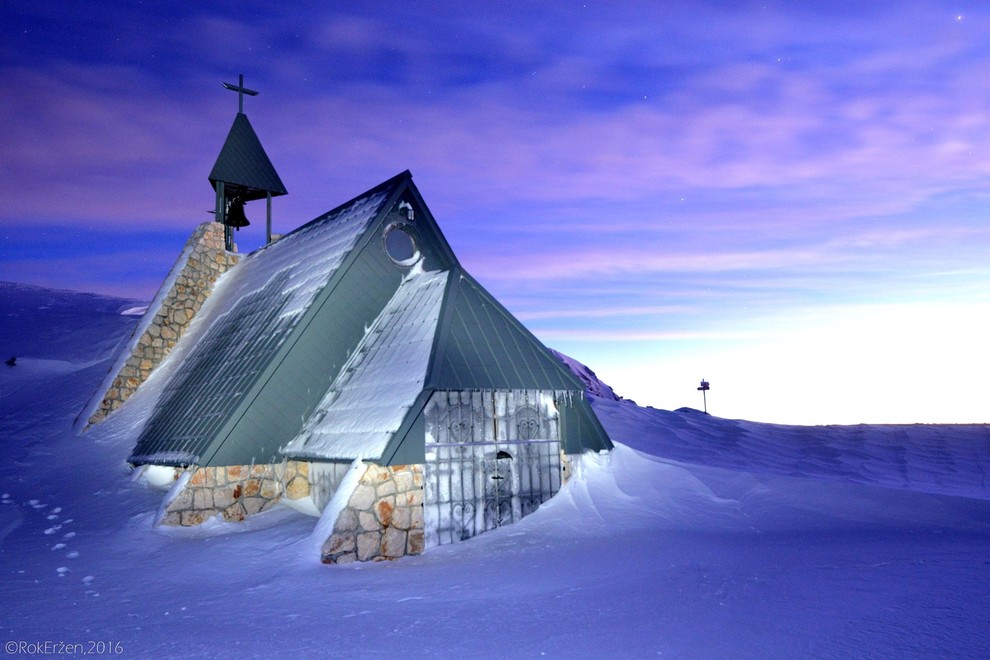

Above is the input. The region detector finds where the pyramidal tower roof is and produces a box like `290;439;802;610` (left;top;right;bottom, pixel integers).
208;112;287;201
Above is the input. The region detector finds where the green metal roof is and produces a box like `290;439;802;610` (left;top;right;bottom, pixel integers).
427;272;588;392
129;176;402;466
208;113;287;201
129;171;611;468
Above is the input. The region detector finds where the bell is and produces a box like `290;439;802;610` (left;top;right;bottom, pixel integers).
224;197;250;228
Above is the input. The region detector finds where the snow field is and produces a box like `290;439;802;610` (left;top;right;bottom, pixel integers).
0;284;988;658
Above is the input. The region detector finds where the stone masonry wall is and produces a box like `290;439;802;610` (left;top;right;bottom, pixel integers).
321;464;425;564
88;222;238;425
158;460;313;527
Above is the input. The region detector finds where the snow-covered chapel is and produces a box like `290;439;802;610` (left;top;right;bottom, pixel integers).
83;78;611;563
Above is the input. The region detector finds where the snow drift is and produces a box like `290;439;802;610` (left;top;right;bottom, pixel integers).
1;282;988;658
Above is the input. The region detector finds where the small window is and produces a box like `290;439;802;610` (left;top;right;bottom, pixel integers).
383;223;421;267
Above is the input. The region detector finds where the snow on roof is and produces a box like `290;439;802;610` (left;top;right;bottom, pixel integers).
283;268;449;461
129;187;392;466
219;187;391;321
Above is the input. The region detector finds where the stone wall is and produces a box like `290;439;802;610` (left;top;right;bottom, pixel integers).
88;222;238;425
158;461;312;527
321;464;425;564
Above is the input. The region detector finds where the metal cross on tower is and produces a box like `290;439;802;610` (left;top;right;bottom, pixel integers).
222;74;259;114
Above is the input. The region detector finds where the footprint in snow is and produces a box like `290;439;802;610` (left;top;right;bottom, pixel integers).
56;567;69;577
51;543;66;551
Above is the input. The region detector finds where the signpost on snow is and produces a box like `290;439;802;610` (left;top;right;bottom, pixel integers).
697;379;710;413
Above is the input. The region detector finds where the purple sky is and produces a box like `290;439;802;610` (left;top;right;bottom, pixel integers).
2;1;989;424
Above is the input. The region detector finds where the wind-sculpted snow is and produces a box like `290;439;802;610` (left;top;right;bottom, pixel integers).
551;349;622;401
2;284;989;658
592;398;990;500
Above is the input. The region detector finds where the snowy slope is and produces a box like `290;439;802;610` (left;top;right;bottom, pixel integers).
1;284;989;658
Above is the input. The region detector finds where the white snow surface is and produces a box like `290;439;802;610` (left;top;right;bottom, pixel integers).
283;269;449;460
212;189;389;323
2;285;989;658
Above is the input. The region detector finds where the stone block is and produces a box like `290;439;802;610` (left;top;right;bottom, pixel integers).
382;527;407;558
168;488;193;512
193;489;213;510
359;511;379;532
159;511;182;526
189;469;207;486
393;470;414;493
214;487;236;509
376;478;396;498
332;552;357;565
206;468;221;487
412;468;424;488
226;465;243;480
407;529;425;555
285;476;310;500
242;479;260;497
375;497;395;527
222;502;246;523
404;489;424;507
356;531;381;561
323;532;356;556
181;510;205;526
349;483;376;511
334;509;358;532
391;506;412;530
260;479;280;499
410;506;424;530
363;464;388;483
243;497;266;515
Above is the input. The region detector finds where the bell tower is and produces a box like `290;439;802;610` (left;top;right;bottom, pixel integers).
209;74;288;251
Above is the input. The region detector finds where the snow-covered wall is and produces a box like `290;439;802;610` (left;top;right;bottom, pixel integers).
82;222;239;427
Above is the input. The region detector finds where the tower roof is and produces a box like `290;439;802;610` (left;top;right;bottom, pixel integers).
208;112;287;201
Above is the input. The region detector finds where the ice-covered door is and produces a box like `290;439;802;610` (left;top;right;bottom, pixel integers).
424;390;562;547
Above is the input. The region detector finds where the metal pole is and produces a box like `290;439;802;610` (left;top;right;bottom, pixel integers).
697;379;710;414
266;191;272;244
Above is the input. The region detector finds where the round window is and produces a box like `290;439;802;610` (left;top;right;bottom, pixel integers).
383;223;421;267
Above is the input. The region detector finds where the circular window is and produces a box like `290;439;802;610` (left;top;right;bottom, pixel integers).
383;223;421;267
